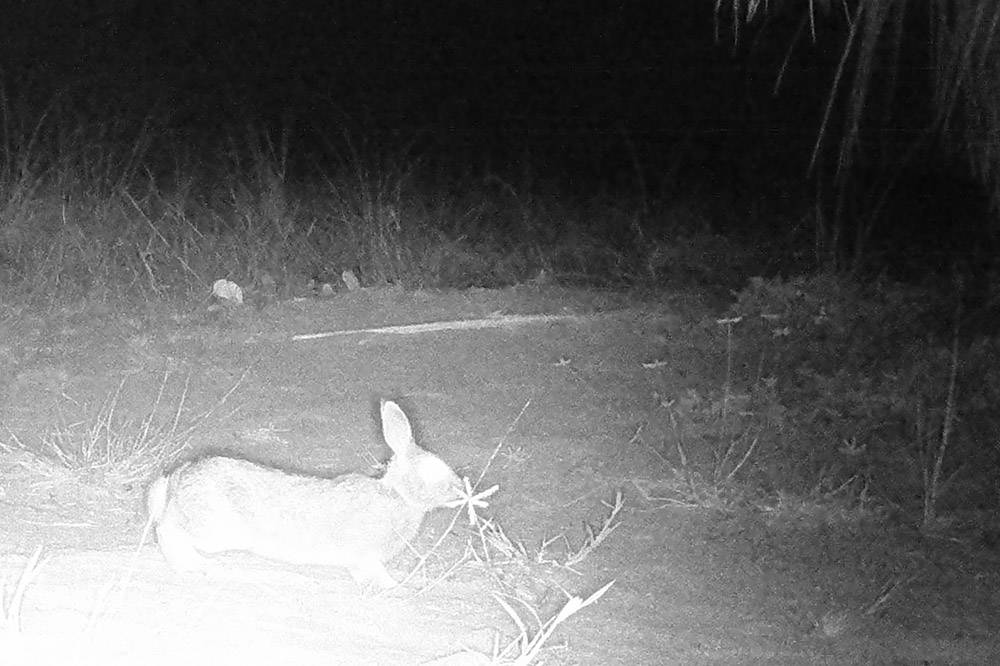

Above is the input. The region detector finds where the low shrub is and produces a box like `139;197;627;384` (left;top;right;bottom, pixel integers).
723;274;1000;524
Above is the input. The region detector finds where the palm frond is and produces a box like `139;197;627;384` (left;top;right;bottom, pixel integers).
721;0;1000;214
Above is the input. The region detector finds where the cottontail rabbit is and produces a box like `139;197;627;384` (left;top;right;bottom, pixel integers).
146;400;464;589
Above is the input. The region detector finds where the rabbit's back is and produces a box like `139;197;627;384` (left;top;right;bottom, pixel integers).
154;457;426;567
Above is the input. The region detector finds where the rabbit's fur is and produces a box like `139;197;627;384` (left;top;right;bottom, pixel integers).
146;400;463;589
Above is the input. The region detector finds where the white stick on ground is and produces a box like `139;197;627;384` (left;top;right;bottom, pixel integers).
292;314;582;341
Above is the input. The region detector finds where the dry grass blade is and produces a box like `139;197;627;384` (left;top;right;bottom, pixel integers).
862;574;914;618
467;489;623;586
922;308;961;530
490;580;615;665
446;477;500;526
1;546;47;636
563;491;623;568
475;517;528;563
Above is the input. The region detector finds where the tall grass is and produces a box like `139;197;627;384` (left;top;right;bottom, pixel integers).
0;90;784;306
719;0;1000;272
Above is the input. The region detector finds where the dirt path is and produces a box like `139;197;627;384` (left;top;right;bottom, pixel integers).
0;287;996;665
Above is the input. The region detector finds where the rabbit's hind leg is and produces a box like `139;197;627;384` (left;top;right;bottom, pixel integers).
154;520;210;571
147;474;209;571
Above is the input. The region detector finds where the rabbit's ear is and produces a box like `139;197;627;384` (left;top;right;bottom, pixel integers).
380;400;419;457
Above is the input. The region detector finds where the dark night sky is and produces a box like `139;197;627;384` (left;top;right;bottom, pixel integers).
0;1;853;191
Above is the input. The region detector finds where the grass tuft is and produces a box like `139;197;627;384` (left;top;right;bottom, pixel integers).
4;372;244;493
1;546;46;638
487;580;615;666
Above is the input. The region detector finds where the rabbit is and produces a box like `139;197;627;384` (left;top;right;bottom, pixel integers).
146;399;465;590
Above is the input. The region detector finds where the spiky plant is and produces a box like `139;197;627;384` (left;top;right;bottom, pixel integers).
718;0;1000;257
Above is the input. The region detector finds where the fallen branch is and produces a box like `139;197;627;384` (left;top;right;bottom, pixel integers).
292;314;582;341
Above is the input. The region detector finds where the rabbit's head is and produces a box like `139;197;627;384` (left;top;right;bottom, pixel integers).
380;400;464;510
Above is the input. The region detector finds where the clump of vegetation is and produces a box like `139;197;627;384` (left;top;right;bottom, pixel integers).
642;273;1000;534
0;87;798;309
714;274;1000;528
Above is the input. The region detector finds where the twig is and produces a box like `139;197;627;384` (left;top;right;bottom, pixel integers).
2;546;47;635
924;309;961;529
292;314;582;341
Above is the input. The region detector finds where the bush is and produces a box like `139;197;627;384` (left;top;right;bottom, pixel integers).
726;274;1000;522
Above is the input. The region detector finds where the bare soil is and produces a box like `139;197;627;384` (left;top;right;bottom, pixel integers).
0;286;997;665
